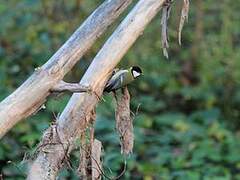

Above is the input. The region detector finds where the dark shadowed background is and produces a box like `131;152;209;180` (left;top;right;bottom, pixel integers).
1;0;240;179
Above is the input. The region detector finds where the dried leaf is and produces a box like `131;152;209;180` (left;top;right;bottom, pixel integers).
161;5;171;58
115;87;134;155
178;0;190;45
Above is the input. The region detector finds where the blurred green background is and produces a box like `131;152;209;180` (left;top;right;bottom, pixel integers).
1;0;240;179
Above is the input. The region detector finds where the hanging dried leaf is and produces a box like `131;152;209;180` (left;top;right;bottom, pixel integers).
115;87;134;155
161;4;171;59
178;0;190;45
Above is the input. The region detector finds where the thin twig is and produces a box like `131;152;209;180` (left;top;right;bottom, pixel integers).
79;143;127;180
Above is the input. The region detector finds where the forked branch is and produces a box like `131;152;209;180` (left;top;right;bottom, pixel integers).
0;0;132;138
28;0;167;179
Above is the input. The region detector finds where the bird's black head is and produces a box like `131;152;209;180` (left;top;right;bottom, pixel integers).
131;66;143;78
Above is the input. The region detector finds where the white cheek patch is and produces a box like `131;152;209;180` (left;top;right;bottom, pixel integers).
133;71;141;78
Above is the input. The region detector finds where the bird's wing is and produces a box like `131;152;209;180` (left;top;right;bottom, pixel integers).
104;70;128;92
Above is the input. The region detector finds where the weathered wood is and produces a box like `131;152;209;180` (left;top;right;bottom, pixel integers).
0;0;132;138
28;0;166;179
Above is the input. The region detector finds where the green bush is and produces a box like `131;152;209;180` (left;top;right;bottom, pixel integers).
0;0;240;179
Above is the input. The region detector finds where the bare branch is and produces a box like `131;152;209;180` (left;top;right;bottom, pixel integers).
51;80;90;93
0;0;132;138
28;0;166;179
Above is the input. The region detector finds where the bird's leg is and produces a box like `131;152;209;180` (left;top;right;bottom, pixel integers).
112;90;118;101
120;87;126;94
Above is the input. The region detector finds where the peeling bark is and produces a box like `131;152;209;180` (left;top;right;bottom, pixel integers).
91;139;102;180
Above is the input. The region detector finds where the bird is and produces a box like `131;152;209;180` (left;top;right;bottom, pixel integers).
104;66;142;92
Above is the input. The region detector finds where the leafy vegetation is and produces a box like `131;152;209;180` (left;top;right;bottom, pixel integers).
1;0;240;179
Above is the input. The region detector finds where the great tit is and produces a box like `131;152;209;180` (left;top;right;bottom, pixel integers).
104;66;142;92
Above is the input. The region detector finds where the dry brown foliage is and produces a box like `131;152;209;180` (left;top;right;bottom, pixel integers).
115;87;134;155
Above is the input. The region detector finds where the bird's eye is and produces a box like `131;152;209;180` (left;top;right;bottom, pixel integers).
133;71;141;78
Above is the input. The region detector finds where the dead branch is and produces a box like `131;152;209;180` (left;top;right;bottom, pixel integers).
28;0;166;179
51;80;91;93
0;0;132;138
